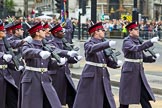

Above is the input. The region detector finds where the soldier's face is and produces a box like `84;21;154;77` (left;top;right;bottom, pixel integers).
45;28;51;36
130;27;139;37
0;30;5;38
39;30;46;39
95;29;105;39
56;31;64;38
7;29;13;35
18;29;24;36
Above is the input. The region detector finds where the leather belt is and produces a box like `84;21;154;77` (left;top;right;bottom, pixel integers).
86;61;107;68
125;58;143;63
0;65;8;69
25;66;47;73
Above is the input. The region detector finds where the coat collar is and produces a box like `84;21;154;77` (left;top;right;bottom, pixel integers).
31;39;43;46
10;35;22;40
128;35;139;43
91;37;103;43
53;37;63;43
0;39;4;44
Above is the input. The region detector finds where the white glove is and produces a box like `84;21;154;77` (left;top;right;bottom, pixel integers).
74;55;82;61
67;50;78;57
150;36;159;43
3;54;12;62
39;51;51;59
17;66;24;71
57;57;67;66
23;36;33;43
155;53;160;59
62;28;66;33
117;60;123;67
109;40;116;47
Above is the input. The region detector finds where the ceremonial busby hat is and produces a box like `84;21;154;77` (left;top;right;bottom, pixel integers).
88;22;104;34
125;22;138;30
43;22;49;29
50;24;63;35
0;23;4;31
28;22;43;35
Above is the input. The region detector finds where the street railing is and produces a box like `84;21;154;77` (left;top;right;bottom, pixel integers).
139;30;162;40
73;26;162;40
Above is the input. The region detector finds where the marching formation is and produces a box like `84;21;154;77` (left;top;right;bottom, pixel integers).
0;16;161;108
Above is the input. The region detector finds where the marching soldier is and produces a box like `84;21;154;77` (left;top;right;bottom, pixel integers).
73;22;121;108
119;22;160;108
43;22;53;41
7;22;32;86
48;24;82;108
0;22;18;108
19;22;63;108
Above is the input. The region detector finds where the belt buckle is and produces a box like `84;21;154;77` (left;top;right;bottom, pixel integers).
2;65;7;69
102;64;106;67
41;68;45;72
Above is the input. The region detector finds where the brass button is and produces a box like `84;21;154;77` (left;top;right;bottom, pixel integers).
41;68;45;72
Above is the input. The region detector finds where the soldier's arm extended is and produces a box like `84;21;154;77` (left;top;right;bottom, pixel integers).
138;37;157;58
62;38;79;51
22;43;42;59
42;39;61;63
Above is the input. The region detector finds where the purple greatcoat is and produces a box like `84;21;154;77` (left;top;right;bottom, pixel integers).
73;37;119;108
19;40;62;108
7;35;24;86
119;36;156;105
64;18;73;44
0;39;18;108
48;37;77;107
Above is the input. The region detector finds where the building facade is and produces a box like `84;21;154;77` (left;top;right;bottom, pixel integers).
13;0;34;17
152;0;162;21
25;0;162;21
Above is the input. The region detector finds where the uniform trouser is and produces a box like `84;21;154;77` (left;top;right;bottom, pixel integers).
66;81;75;108
43;91;51;108
120;82;152;108
6;82;18;108
103;91;111;108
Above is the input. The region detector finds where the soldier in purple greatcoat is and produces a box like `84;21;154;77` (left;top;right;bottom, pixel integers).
7;22;32;87
119;22;160;108
0;22;18;108
19;22;63;108
48;24;82;108
73;22;121;108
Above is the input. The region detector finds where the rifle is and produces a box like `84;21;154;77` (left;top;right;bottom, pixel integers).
62;38;79;51
42;39;61;63
103;38;121;63
138;37;157;58
3;37;23;70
